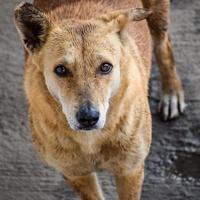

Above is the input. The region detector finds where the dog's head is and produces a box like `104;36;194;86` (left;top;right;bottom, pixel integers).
15;3;151;131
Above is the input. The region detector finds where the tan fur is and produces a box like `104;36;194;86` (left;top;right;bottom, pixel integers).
14;0;185;199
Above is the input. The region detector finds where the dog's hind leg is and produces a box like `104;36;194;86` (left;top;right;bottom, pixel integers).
64;173;104;200
142;0;186;121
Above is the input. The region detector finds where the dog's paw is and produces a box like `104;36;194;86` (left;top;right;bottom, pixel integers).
159;91;186;121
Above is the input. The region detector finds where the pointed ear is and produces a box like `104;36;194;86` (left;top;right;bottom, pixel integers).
99;8;152;33
14;2;50;53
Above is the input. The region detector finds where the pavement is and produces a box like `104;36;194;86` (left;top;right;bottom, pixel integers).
0;0;200;199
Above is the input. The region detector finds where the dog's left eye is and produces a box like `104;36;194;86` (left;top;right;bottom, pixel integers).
54;65;70;77
99;63;113;74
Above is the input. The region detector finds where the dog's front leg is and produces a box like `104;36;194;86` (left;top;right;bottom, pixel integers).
114;164;144;200
64;173;104;200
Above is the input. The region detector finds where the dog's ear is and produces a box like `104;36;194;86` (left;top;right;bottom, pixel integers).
14;2;50;53
99;8;152;33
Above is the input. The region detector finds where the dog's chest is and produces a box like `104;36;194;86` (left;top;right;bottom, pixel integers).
45;134;143;176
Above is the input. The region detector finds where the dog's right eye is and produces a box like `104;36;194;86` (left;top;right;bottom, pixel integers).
98;62;113;75
54;65;70;77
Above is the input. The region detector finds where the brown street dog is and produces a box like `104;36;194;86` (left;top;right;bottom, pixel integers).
14;0;186;199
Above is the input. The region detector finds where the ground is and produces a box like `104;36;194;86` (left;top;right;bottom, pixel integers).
0;0;200;199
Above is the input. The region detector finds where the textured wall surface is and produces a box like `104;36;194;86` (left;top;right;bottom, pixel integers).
0;0;200;199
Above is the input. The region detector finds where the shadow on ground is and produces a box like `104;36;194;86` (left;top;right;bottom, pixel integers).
0;0;200;199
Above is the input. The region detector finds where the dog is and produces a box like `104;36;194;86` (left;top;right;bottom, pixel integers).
14;0;186;199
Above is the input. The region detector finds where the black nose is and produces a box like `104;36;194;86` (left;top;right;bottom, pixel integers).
76;103;99;128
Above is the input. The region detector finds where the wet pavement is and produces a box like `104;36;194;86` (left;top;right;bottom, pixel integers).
0;0;200;199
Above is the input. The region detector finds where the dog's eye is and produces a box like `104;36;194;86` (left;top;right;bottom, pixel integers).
54;65;70;77
99;63;113;74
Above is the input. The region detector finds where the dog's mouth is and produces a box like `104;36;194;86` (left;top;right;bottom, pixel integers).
77;125;98;131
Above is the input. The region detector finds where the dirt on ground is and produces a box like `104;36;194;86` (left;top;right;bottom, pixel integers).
0;0;200;199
